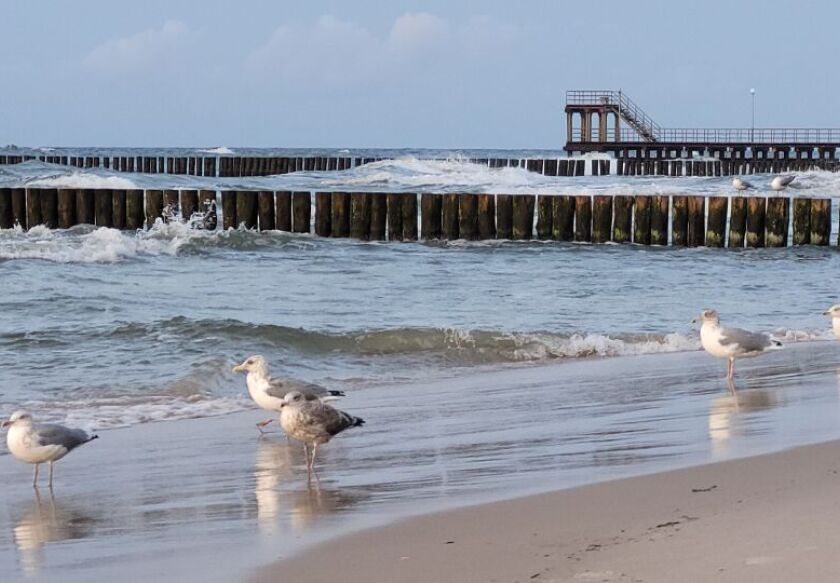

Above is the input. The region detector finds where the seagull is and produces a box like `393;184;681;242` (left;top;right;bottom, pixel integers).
732;177;754;191
823;305;840;340
232;355;345;433
770;175;796;191
2;411;98;488
279;391;365;473
692;310;782;380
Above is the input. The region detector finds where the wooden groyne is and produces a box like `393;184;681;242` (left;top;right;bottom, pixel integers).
1;187;835;247
3;153;839;177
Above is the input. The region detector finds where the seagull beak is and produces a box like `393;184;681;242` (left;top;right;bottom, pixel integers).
690;318;697;324
232;364;245;373
823;310;831;316
278;402;286;409
1;420;10;429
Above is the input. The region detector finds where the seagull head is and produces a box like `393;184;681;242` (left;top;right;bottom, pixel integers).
279;391;306;409
1;410;32;429
823;304;840;317
232;355;267;375
691;309;719;325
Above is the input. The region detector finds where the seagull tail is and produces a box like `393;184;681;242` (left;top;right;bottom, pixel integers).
351;416;365;428
87;433;99;442
328;390;346;398
769;338;784;350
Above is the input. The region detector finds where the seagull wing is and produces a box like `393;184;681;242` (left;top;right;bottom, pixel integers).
719;327;779;354
265;377;345;401
33;423;95;451
299;402;364;438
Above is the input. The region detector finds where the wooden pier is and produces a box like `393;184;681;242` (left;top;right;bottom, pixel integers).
1;187;834;247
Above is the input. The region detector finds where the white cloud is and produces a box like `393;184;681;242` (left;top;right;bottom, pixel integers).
387;13;450;57
83;20;193;74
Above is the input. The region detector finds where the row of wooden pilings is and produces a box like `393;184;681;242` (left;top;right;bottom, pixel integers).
1;188;833;247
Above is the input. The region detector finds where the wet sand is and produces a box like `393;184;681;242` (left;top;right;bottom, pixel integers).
263;439;840;583
2;341;840;581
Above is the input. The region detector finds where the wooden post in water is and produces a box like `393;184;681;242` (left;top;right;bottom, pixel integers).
512;195;534;240
671;196;688;246
574;196;592;242
12;188;26;228
402;194;418;241
25;188;42;228
792;198;810;245
633;196;651;244
746;197;767;247
370;194;387;241
728;197;747;248
811;198;831;245
39;188;58;229
477;194;496;239
350;193;372;240
612;196;632;243
420;194;442;239
686;196;705;247
236;191;258;229
592;196;612;243
331;192;351;237
552;196;575;241
257;191;275;231
706;197;727;247
126;190;144;230
458;194;478;240
221;191;236;230
536;195;553;240
441;194;460;239
315;192;332;236
112;190;126;229
0;188;12;229
766;197;789;247
649;195;668;245
181;190;198;223
163;189;179;217
496;195;513;239
292;192;311;233
387;194;404;241
275;191;292;231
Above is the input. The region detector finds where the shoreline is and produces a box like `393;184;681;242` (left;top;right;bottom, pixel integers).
258;438;840;583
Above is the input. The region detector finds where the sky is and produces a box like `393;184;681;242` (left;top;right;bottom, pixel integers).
0;0;836;148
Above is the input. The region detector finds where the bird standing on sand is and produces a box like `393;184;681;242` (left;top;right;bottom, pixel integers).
232;355;345;433
279;391;364;473
823;305;840;340
692;310;782;380
770;175;796;191
2;411;98;488
732;177;754;191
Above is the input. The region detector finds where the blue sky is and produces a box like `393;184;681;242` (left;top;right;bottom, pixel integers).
1;1;835;148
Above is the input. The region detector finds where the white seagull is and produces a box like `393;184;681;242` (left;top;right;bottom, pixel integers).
279;391;365;473
692;309;783;380
770;175;796;191
823;304;840;340
232;355;345;433
2;411;98;488
732;177;754;191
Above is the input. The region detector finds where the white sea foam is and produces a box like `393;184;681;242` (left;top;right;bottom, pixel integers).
200;146;234;154
27;171;139;189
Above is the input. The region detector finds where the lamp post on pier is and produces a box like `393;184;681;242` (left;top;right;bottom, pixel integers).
750;88;756;143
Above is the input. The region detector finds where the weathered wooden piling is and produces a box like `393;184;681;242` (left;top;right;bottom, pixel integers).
402;194;418;241
496;195;513;239
0;188;12;229
25;188;42;228
370;194;387;241
633;196;651;244
612;196;633;243
591;196;612;243
331;192;351;238
706;197;727;247
792;198;810;245
292;192;311;233
420;194;442;239
442;194;460;239
728;197;747;248
536;196;553;240
387;194;403;241
112;190;126;230
458;194;479;240
671;196;688;246
12;188;26;228
220;191;236;230
746;197;767;247
91;189;112;228
477;194;496;239
181;190;198;223
686;196;705;247
765;198;789;247
552;196;575;241
236;191;258;229
125;190;144;230
574;196;592;241
350;193;371;240
39;188;58;229
649;196;668;245
315;193;332;236
163;189;179;215
257;191;275;231
512;195;535;240
810;199;831;245
275;191;292;231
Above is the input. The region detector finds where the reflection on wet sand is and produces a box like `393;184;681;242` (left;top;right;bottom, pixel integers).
253;438;366;535
13;490;98;577
709;384;781;455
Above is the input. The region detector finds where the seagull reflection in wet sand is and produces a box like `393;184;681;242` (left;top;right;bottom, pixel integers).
708;384;781;453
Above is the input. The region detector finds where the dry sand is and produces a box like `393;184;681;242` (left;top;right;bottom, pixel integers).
259;439;840;583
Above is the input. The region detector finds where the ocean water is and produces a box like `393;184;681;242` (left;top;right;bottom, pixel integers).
1;151;839;430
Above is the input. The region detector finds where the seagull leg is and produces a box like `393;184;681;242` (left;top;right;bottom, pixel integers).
310;444;319;471
256;419;273;434
727;377;737;395
727;358;735;380
303;443;310;469
48;462;54;489
32;464;39;488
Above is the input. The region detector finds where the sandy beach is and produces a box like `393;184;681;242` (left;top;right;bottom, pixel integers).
261;438;840;583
